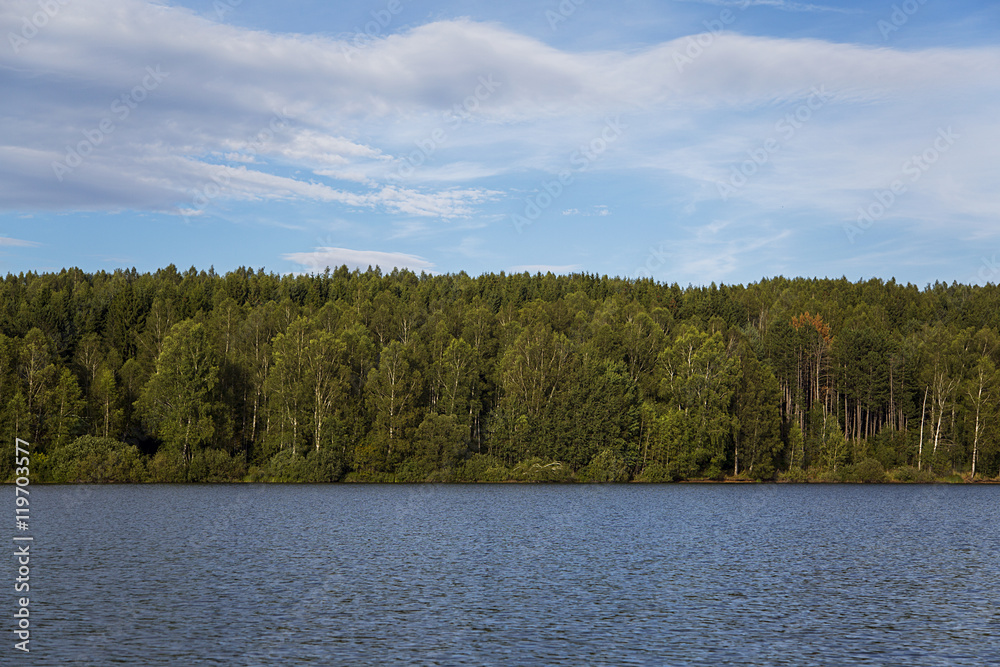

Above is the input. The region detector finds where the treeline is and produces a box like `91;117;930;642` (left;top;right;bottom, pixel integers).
1;266;998;483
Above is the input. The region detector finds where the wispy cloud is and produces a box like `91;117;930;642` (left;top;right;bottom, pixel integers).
283;247;435;273
0;236;40;247
675;0;860;13
5;0;996;218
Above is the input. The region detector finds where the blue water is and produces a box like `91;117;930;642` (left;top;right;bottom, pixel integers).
23;484;1000;665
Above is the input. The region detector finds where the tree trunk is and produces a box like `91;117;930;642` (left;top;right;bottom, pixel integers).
971;380;982;479
918;387;927;470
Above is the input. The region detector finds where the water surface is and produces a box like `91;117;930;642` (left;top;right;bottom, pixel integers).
29;484;1000;665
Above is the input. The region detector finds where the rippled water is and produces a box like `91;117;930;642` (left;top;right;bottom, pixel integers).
27;484;1000;665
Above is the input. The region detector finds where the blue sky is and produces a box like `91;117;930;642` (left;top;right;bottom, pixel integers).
2;0;999;286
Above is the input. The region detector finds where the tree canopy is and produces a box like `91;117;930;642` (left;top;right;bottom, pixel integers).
1;265;998;482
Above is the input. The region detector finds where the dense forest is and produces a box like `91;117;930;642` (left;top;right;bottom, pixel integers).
1;266;998;483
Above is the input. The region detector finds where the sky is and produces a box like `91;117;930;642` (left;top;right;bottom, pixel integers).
1;0;999;287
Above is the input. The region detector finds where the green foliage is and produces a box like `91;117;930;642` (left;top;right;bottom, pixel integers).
188;449;246;483
136;320;221;462
412;412;467;473
636;463;675;483
843;458;887;483
777;467;809;483
46;436;146;483
887;465;935;483
455;454;510;482
148;448;187;482
579;448;630;482
510;457;573;482
1;267;999;483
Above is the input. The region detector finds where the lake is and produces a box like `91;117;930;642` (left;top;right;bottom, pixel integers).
27;484;1000;665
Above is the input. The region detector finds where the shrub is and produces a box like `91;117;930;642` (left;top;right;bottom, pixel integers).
305;448;347;482
188;448;246;482
847;458;887;483
778;467;808;483
394;459;438;483
148;448;186;482
511;457;573;482
47;436;147;483
455;454;510;482
888;465;935;483
259;449;309;482
636;463;674;483
579;448;629;482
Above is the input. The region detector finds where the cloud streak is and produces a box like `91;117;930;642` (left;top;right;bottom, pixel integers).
284;247;435;273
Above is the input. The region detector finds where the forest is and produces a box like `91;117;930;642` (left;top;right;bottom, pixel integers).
1;265;998;483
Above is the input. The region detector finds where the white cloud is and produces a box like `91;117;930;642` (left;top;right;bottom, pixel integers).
1;0;999;256
284;247;435;273
561;206;610;217
676;0;860;13
0;236;40;247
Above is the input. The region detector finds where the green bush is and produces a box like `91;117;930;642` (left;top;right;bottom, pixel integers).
636;463;673;483
188;448;246;482
455;454;510;482
46;436;147;483
258;449;309;482
393;459;439;483
814;467;841;483
778;467;808;483
846;458;887;483
342;470;397;483
148;448;186;482
579;448;629;482
305;448;347;482
888;465;935;483
511;457;573;482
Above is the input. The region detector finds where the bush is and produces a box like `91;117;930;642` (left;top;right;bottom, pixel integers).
814;467;842;483
188;448;246;482
745;461;775;481
455;454;510;482
579;448;629;482
636;463;674;483
47;436;147;483
258;449;309;482
888;465;935;483
778;467;808;483
846;458;887;483
394;459;439;483
148;448;186;482
305;448;347;482
342;471;397;483
511;457;573;482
